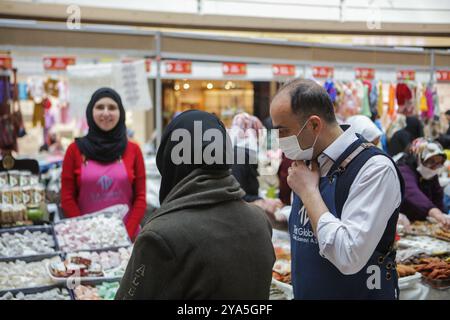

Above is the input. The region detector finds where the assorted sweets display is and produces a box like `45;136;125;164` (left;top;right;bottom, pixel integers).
0;228;57;259
49;247;132;279
73;281;120;300
0;256;61;291
54;214;131;252
0;211;132;300
0;287;72;300
0;170;46;227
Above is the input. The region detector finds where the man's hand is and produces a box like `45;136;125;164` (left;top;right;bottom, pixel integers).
286;159;328;234
287;160;320;198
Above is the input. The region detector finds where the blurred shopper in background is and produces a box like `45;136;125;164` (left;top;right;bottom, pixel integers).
345;114;383;146
388;116;424;157
397;138;450;228
230;112;284;216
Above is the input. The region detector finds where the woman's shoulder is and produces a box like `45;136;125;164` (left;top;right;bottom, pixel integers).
65;141;81;157
126;140;144;155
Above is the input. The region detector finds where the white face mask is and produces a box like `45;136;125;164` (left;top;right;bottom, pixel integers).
417;162;441;180
279;119;320;161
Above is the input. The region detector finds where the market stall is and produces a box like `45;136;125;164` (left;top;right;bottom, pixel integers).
0;206;133;300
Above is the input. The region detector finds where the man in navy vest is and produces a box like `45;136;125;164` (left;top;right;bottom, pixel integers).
269;79;404;299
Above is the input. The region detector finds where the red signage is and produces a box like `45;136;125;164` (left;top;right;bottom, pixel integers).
397;70;415;81
273;64;296;76
0;55;13;69
355;68;375;80
165;61;192;74
436;70;450;82
313;66;334;78
223;63;247;75
43;56;76;70
122;58;151;73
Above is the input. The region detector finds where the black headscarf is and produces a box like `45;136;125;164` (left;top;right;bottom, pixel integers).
388;116;424;157
156;110;232;204
75;87;128;163
405;116;424;141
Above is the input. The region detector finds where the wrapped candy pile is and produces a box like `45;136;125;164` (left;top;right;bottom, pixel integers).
81;247;132;277
54;214;130;252
74;282;120;300
49;247;132;279
0;229;56;258
0;256;61;291
0;288;71;300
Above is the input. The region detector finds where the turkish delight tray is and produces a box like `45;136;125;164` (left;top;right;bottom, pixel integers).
47;246;132;283
0;225;60;262
54;212;131;252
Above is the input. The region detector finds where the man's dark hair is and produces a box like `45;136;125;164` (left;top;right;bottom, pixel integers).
445;110;450;116
276;78;337;124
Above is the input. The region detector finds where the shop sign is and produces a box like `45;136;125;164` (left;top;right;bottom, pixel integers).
223;63;247;75
313;66;334;78
355;67;375;80
43;56;76;70
397;70;415;81
273;64;296;77
0;55;13;69
436;70;450;82
122;58;151;73
166;61;192;74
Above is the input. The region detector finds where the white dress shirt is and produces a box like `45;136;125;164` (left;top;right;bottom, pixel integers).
315;127;402;275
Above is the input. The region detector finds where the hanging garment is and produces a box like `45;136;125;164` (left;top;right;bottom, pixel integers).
324;80;337;103
419;87;428;112
396;83;414;116
338;84;358;119
432;87;440;116
425;86;434;119
60;103;70;124
415;84;422;114
18;82;28;101
369;80;378;116
396;83;412;106
45;78;59;97
360;85;372;118
377;81;384;116
0;75;12;116
32;101;45;127
57;80;68;104
388;84;396;116
27;77;45;102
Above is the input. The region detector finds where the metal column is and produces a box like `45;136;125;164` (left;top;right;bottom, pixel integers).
429;49;435;85
155;31;162;147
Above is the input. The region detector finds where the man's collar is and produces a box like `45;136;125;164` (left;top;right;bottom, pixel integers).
317;125;358;168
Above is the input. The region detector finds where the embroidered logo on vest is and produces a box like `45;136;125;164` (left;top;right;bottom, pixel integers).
97;175;113;191
298;206;310;226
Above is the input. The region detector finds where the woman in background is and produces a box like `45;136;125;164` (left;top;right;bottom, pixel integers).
61;88;146;240
397;138;450;228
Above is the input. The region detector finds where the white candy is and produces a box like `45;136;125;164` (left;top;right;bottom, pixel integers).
0;230;56;258
0;257;61;291
54;214;130;252
0;288;71;300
